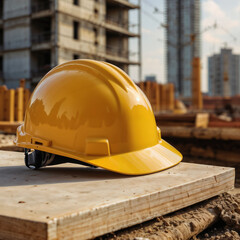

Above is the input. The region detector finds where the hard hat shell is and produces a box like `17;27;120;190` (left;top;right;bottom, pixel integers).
15;60;182;175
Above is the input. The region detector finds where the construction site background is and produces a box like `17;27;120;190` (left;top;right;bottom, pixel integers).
0;0;141;89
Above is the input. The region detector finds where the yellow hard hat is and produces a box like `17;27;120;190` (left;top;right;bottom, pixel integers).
15;60;182;175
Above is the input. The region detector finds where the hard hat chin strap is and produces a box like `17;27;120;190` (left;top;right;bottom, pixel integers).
24;149;55;169
24;148;97;169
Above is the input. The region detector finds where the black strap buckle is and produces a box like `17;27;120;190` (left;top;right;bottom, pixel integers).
24;148;97;169
24;148;50;169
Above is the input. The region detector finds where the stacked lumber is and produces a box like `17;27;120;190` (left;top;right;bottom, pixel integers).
156;112;240;129
208;114;240;128
155;113;209;128
208;121;240;128
160;126;240;141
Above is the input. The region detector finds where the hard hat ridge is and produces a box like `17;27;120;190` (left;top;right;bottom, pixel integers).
44;59;137;93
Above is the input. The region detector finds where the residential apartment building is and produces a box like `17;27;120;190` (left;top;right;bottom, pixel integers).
208;48;240;97
0;0;140;88
166;0;200;99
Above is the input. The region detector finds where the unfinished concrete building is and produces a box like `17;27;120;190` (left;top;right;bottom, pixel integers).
208;48;240;97
166;0;200;99
0;0;141;88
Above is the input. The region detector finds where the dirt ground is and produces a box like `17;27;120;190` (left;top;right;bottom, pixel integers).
0;133;15;145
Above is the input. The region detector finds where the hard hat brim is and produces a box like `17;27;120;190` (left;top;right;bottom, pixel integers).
15;124;182;175
85;139;182;175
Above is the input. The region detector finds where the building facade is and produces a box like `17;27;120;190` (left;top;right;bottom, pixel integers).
166;0;200;98
208;48;240;97
0;0;140;89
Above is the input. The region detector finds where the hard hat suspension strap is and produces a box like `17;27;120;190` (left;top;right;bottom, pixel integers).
24;148;97;169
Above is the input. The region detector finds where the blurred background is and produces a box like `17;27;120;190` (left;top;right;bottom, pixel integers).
1;0;240;112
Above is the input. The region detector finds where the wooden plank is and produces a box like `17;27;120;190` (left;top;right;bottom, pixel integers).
158;122;194;127
161;126;193;138
139;81;145;92
0;151;235;240
23;89;31;115
220;128;240;140
0;145;23;151
0;83;30;123
146;81;151;101
160;126;240;141
0;86;7;121
195;113;209;128
208;121;240;128
4;89;15;122
15;88;24;122
155;113;196;123
155;83;160;112
160;84;167;110
193;127;221;139
192;57;203;110
151;82;157;112
0;121;22;134
166;83;174;111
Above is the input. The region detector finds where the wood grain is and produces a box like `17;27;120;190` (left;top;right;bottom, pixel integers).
0;151;235;240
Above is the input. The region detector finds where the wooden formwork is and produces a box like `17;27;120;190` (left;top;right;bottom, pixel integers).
192;58;203;110
137;81;175;112
166;83;174;111
0;85;7;121
0;80;31;133
160;83;167;110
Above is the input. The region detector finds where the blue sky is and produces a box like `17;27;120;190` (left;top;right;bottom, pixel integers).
129;0;240;93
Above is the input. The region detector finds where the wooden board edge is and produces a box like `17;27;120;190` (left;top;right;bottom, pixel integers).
0;145;24;152
0;215;49;240
54;168;235;240
0;168;234;240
